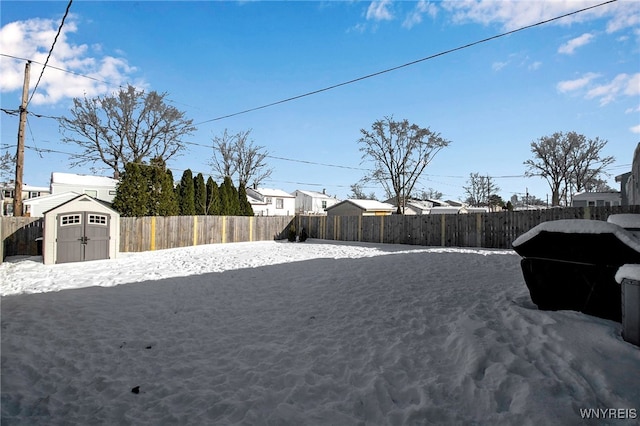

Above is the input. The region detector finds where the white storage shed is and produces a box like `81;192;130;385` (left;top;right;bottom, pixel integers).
42;194;120;265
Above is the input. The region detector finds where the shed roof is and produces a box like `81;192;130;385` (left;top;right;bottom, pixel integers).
327;199;395;212
42;193;118;216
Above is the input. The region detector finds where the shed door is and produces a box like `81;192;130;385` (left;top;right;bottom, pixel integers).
56;212;110;263
84;213;110;261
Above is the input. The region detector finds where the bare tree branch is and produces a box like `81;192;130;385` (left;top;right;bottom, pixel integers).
58;85;196;177
359;116;450;214
211;129;273;188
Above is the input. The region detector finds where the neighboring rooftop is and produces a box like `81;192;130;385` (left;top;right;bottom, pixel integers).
51;172;118;187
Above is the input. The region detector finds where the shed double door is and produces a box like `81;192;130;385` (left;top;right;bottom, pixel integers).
56;211;110;263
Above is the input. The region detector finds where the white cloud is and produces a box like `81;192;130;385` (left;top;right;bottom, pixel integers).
0;17;141;105
558;33;594;54
492;61;508;71
366;0;394;22
584;73;640;105
624;73;640;96
528;61;542;71
441;0;639;33
631;124;640;134
556;72;600;93
403;0;438;29
625;105;640;114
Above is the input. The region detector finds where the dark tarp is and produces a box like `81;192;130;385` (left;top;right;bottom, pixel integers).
513;224;640;322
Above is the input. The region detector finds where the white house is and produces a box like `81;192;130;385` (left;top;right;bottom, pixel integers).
571;191;622;207
247;188;295;216
294;190;340;215
1;182;51;216
23;192;81;217
51;172;118;203
384;197;436;215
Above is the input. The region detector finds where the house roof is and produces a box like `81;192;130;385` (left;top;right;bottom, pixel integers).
430;206;467;214
51;172;118;187
327;199;396;212
22;191;81;205
0;182;50;192
295;190;336;199
251;188;295;198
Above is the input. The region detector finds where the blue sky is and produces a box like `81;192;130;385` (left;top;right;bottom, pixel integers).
1;0;638;202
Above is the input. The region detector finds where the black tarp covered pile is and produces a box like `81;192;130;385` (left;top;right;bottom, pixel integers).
512;217;640;322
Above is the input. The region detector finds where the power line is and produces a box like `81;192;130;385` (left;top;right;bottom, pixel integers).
1;53;124;90
195;0;618;124
27;0;73;106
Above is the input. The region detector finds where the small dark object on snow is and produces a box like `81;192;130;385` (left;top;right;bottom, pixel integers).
131;386;140;394
299;227;308;242
146;345;152;349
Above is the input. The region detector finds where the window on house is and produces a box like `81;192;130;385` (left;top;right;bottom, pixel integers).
276;198;284;209
84;190;98;198
4;190;14;198
265;197;272;204
322;200;327;209
28;191;40;199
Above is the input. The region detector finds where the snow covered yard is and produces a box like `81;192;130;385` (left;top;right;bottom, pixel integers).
1;240;639;425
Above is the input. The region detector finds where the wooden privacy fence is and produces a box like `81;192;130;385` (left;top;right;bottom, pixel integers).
295;205;640;249
2;206;639;261
0;217;44;260
119;215;294;252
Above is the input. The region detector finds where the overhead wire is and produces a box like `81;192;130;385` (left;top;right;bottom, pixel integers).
27;0;73;107
195;0;618;124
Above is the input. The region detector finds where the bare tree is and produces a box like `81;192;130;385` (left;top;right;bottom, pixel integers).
524;132;575;206
568;135;615;193
418;188;443;201
584;178;615;192
463;173;500;207
359;117;450;214
524;131;614;206
59;85;196;178
0;151;15;183
211;129;272;188
349;183;377;200
211;129;238;180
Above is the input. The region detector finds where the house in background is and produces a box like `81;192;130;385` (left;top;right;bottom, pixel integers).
247;188;295;216
571;191;622;207
616;142;640;206
22;192;81;217
325;199;395;217
429;206;469;214
294;190;340;215
50;172;118;203
1;182;50;216
384;197;440;215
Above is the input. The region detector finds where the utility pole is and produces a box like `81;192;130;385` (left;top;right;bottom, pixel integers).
13;61;30;217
